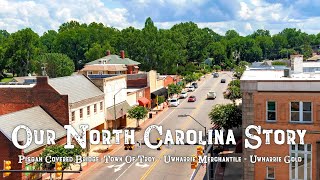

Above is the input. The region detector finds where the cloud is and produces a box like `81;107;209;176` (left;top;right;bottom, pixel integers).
0;0;319;36
0;0;131;34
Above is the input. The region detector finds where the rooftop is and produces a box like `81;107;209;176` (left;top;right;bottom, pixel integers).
81;64;127;72
241;70;320;81
48;75;104;103
0;106;66;153
86;55;140;66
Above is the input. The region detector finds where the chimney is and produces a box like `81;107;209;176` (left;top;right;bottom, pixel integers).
120;50;125;59
35;76;48;86
290;55;303;73
106;50;111;56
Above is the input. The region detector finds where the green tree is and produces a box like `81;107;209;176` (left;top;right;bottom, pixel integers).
40;30;58;53
228;79;240;88
224;85;241;104
225;30;240;40
184;73;197;83
5;28;40;76
34;53;75;77
36;145;84;180
209;104;242;130
127;106;148;127
168;84;182;96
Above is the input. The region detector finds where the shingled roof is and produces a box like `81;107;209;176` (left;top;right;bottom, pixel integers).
0;106;66;153
48;75;104;104
86;55;140;66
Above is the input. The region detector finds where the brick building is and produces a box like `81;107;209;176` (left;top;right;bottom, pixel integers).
85;50;140;75
0;106;67;180
241;69;320;180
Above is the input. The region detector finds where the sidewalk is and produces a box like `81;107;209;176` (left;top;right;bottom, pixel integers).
59;105;170;180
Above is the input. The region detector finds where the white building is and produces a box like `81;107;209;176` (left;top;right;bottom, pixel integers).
48;75;106;132
90;75;130;129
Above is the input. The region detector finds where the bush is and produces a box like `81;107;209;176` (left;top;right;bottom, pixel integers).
213;65;221;71
157;96;165;104
272;61;287;66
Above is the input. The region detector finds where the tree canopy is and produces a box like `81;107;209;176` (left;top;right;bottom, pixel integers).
0;18;319;80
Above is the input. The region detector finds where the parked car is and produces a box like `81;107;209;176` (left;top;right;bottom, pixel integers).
168;98;180;107
188;96;197;102
213;73;219;78
207;91;217;99
179;91;188;99
187;86;195;92
191;82;198;88
221;79;226;83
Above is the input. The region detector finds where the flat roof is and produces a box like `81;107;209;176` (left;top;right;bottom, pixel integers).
241;70;320;81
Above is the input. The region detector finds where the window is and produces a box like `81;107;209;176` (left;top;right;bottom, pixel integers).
290;102;312;122
100;102;103;111
267;101;276;121
80;109;83;119
94;104;97;113
290;144;312;180
71;112;75;122
87;106;90;116
266;166;275;180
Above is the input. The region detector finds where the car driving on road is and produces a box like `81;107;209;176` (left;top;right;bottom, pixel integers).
188;96;196;102
221;79;226;83
207;91;217;99
213;73;219;78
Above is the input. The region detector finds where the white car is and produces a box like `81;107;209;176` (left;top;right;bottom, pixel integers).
168;98;180;107
179;92;188;99
207;91;217;99
187;86;195;92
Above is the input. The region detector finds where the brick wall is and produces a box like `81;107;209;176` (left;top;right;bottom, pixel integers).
0;77;69;125
127;78;147;88
0;133;23;180
252;92;320;180
163;76;174;87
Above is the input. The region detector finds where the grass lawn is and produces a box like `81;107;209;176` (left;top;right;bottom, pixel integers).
1;77;13;82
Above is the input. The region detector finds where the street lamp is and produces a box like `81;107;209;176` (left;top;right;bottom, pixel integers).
178;114;209;180
114;87;126;129
177;114;207;138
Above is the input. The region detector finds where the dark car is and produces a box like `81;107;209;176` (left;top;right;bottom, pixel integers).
221;79;226;83
188;96;197;102
213;73;219;78
191;82;198;88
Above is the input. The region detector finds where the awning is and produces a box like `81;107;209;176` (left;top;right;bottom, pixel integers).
151;87;168;99
107;101;131;120
138;97;150;106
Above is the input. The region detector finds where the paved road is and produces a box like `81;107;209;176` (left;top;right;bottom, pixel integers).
78;72;233;180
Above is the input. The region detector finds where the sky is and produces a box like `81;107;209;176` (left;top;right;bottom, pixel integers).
0;0;320;36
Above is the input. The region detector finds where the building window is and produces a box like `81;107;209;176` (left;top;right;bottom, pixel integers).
71;112;75;122
290;144;312;180
266;166;275;180
87;106;90;116
100;102;103;111
94;104;97;113
290;102;312;122
267;101;276;121
80;109;83;119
